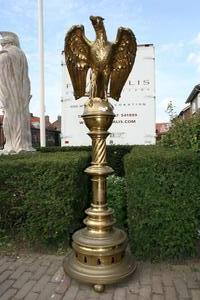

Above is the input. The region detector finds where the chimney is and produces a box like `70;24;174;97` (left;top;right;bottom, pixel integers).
57;115;61;123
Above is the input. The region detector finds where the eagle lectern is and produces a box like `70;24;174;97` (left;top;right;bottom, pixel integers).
63;16;137;292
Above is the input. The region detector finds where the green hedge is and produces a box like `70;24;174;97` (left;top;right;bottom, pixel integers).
107;175;127;229
0;151;89;248
124;146;200;260
38;145;133;176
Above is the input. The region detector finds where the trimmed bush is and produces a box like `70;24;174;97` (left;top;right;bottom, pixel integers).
0;151;89;248
107;175;127;229
38;145;133;176
107;145;133;176
124;146;200;260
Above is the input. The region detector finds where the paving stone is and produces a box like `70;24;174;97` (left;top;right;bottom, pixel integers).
0;288;17;300
138;296;150;300
173;278;190;298
0;262;12;274
37;282;57;300
87;289;100;300
32;274;50;292
185;272;200;289
127;290;139;300
191;289;200;300
40;255;52;267
13;271;32;289
51;266;64;283
128;280;140;293
32;265;48;280
62;283;79;300
6;257;17;263
164;286;177;300
115;280;127;288
1;253;200;300
152;295;164;300
139;285;151;298
162;271;173;286
79;282;91;290
104;284;115;294
74;290;90;300
172;265;191;273
131;264;142;282
113;287;127;300
55;274;71;294
8;258;24;271
100;293;114;300
151;264;162;275
0;270;12;283
24;292;39;300
152;275;163;294
10;265;27;279
0;279;15;297
46;262;60;276
139;267;151;285
0;256;7;266
24;256;38;265
195;271;200;282
27;261;41;273
70;279;79;287
14;280;36;299
49;294;63;300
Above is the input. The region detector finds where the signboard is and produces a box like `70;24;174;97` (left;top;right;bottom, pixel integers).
61;44;156;146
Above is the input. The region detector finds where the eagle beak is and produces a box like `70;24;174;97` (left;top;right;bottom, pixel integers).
90;16;104;26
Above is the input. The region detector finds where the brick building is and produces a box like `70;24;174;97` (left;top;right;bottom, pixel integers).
156;122;171;141
178;84;200;119
185;84;200;115
0;114;61;149
178;105;191;119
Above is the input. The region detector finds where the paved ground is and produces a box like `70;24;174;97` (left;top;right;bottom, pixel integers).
0;253;200;299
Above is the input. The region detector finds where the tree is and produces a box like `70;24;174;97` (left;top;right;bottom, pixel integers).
160;112;200;150
165;100;177;122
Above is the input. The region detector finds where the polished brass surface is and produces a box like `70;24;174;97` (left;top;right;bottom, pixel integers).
93;284;105;293
64;16;137;101
63;16;137;292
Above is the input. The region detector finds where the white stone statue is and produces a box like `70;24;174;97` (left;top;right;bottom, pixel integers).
0;32;35;154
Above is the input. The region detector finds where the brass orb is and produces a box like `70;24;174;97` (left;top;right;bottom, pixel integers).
93;284;105;293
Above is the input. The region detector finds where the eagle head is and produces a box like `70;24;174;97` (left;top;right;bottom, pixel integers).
90;16;104;29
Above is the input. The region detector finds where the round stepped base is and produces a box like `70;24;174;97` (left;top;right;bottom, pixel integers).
63;228;136;292
63;250;136;289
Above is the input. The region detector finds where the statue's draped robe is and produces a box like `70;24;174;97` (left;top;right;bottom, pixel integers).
0;45;33;153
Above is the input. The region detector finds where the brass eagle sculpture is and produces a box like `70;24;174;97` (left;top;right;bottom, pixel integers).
64;16;137;101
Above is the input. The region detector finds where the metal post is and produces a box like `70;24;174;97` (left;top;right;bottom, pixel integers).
63;98;136;292
38;0;46;147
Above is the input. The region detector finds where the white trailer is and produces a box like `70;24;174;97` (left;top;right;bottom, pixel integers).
61;44;156;146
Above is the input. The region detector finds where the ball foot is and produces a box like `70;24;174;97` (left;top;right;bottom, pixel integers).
93;284;105;293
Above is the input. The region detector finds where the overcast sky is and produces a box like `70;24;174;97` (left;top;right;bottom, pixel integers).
0;0;200;122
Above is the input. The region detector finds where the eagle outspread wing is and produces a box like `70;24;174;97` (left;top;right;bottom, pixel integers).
64;25;90;99
110;27;137;101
